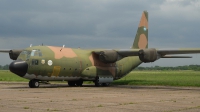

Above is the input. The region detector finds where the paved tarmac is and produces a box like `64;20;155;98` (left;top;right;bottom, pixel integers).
0;82;200;112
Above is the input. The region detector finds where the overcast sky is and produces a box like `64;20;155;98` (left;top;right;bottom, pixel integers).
0;0;200;66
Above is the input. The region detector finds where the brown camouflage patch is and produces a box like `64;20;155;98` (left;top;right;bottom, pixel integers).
89;53;107;66
138;34;147;49
51;66;61;77
48;46;77;59
139;12;148;29
89;53;116;76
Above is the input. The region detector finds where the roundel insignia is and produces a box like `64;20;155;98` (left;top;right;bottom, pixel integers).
41;59;45;64
143;27;147;31
48;60;53;66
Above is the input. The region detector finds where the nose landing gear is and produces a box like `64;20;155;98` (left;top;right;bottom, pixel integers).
29;79;39;88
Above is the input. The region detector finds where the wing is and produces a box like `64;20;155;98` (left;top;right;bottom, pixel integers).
93;48;200;63
0;49;11;53
94;48;200;56
116;48;200;57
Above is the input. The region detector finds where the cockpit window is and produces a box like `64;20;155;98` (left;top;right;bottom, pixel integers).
17;50;31;61
30;50;42;57
18;49;42;61
21;51;30;55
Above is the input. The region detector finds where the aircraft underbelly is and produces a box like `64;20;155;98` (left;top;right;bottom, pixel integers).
23;73;96;81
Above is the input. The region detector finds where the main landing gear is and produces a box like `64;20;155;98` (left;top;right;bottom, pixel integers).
68;80;83;87
94;78;110;87
29;79;39;88
28;79;109;88
94;81;110;87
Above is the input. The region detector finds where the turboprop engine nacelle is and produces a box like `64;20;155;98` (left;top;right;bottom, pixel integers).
9;49;23;60
138;48;159;63
99;50;118;63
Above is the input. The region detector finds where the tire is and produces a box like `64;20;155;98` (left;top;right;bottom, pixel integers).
29;80;33;88
102;83;110;86
95;76;100;87
68;81;76;86
29;79;39;88
95;80;100;87
75;80;83;87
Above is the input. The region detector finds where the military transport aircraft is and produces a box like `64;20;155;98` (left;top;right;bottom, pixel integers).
0;11;200;88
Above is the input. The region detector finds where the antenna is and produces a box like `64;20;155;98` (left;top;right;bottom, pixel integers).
30;44;32;47
60;45;65;51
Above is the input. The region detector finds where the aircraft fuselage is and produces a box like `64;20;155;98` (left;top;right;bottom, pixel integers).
13;46;142;83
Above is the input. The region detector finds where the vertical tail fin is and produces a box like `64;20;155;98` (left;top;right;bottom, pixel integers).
132;11;148;49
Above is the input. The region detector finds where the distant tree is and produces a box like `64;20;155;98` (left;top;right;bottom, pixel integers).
135;65;200;71
2;65;9;70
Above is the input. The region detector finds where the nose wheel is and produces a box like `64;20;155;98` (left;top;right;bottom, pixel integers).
29;79;39;88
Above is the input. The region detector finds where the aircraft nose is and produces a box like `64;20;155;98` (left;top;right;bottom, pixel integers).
9;60;28;77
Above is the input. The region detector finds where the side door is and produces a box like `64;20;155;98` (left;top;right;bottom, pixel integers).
29;58;40;75
28;50;44;76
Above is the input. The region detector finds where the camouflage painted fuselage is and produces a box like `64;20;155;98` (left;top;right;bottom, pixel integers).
18;46;142;82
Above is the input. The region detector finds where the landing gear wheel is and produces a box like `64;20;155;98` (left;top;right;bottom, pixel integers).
94;81;102;87
68;81;76;86
75;80;83;87
102;83;110;86
95;81;99;87
29;79;39;88
95;76;100;87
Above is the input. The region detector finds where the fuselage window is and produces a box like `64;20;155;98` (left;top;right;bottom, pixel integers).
32;59;39;65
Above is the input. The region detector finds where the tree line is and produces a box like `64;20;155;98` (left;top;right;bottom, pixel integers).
0;65;9;70
135;65;200;71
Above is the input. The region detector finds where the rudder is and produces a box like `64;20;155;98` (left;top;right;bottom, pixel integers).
132;11;148;49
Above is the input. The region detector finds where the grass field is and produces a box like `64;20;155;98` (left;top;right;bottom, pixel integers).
113;70;200;87
0;70;200;87
0;70;28;82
